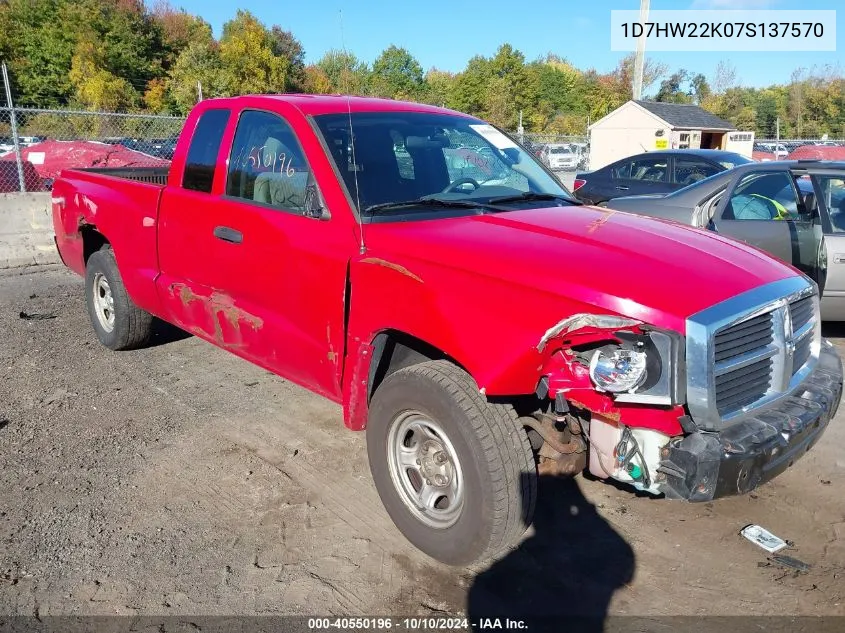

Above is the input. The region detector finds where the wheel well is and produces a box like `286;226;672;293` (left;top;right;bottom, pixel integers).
367;330;465;401
81;226;109;264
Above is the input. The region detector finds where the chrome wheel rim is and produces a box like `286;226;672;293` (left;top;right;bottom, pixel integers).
92;272;115;333
387;410;464;529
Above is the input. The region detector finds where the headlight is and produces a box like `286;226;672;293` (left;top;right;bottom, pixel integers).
587;330;685;405
589;347;648;393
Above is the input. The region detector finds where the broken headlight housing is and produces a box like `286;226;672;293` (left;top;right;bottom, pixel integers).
588;330;685;406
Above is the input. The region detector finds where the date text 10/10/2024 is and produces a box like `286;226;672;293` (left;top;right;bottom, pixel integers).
307;617;529;630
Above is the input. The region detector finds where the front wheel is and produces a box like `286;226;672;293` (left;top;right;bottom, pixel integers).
367;360;536;566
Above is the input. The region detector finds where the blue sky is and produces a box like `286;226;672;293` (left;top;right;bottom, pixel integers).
172;0;843;89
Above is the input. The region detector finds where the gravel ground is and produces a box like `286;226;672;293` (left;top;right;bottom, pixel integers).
1;266;844;619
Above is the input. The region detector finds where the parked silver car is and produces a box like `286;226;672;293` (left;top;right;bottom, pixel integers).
605;160;845;320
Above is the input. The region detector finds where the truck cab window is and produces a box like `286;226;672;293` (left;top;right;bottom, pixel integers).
226;110;313;214
182;109;231;193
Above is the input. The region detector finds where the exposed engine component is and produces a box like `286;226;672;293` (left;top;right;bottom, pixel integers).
519;413;588;476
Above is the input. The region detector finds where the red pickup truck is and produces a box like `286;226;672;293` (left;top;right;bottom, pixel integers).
52;95;843;566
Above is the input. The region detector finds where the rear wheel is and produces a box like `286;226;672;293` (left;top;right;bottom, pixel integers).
367;360;536;566
85;247;153;350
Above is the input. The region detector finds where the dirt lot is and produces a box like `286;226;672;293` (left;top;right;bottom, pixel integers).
1;267;844;620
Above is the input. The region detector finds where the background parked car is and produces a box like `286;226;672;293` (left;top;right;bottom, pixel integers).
755;142;789;158
542;143;579;171
572;149;754;206
605;160;845;320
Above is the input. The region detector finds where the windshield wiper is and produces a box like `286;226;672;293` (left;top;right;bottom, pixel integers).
363;197;503;215
487;192;582;205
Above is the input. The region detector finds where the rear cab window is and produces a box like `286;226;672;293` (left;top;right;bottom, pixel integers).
182;109;231;193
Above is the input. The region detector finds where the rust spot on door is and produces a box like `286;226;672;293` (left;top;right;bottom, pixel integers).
326;323;338;363
360;257;423;283
169;283;262;347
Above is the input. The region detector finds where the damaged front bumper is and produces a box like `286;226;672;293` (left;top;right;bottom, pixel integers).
660;339;843;502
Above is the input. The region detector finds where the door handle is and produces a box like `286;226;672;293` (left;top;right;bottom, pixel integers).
213;226;243;244
615;185;630;190
833;254;845;264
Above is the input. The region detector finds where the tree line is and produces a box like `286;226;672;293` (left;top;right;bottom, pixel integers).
1;0;843;137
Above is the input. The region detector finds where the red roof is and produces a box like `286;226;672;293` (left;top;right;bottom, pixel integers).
199;94;469;117
0;160;46;192
0;139;169;180
786;145;845;161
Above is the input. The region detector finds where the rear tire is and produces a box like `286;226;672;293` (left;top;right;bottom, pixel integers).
85;247;153;351
367;360;536;566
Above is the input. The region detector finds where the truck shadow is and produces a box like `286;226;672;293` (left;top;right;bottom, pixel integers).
467;474;635;633
148;317;192;347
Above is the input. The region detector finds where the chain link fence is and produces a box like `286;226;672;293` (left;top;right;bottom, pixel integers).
753;138;845;160
0;106;185;192
3;102;845;193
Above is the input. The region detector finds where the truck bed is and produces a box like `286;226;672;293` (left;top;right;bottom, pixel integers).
75;166;170;186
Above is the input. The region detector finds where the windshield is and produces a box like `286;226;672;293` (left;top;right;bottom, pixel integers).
717;154;755;169
549;146;571;155
312;111;574;218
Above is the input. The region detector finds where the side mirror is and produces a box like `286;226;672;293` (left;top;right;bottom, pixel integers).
304;184;330;220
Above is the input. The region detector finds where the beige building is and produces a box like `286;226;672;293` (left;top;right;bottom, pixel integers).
587;100;753;171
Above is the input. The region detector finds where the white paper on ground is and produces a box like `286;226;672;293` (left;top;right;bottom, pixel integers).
740;524;788;553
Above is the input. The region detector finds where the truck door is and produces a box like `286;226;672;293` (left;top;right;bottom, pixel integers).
711;169;825;289
156;106;355;399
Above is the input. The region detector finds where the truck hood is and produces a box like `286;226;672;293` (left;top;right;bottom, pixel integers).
365;205;798;332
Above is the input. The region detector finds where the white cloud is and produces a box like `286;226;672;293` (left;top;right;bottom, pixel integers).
690;0;777;8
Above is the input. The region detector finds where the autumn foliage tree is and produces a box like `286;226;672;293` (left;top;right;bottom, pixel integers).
0;0;842;138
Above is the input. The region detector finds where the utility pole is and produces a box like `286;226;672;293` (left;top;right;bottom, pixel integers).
632;0;650;101
2;63;25;192
776;117;780;155
197;81;203;102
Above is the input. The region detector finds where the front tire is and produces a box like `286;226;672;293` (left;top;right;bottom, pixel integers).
85;247;153;351
367;360;536;566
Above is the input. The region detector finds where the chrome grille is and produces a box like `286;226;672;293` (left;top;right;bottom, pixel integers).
789;296;814;332
686;277;821;431
789;295;815;377
715;357;773;415
793;334;812;371
713;312;775;415
713;312;773;363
